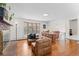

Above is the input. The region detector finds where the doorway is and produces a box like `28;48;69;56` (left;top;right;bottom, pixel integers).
69;19;78;35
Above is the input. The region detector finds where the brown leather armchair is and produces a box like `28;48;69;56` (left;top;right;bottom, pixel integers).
32;36;52;56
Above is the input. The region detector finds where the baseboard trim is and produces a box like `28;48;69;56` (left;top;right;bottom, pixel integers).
10;39;27;42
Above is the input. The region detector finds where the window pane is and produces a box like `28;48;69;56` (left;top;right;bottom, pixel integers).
24;22;40;35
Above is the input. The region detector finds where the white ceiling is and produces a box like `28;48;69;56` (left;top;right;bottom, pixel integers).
10;3;79;21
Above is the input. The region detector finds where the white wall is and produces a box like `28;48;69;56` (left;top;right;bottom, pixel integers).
48;19;67;40
9;18;48;40
48;18;79;37
5;17;79;41
49;19;66;32
48;18;79;39
10;19;24;40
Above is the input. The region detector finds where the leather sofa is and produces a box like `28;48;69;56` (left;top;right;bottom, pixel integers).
41;31;60;41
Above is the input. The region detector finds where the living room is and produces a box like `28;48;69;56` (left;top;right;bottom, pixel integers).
1;3;79;56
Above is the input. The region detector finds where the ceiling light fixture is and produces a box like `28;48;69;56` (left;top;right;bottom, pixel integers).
43;13;48;16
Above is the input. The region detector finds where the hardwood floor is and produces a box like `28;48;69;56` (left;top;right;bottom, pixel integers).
3;41;16;56
16;40;33;56
2;39;79;56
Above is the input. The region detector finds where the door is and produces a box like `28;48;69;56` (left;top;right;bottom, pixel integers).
69;19;77;35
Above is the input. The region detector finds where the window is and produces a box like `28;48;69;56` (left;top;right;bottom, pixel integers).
24;22;40;34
